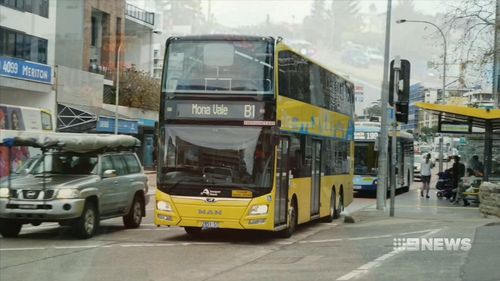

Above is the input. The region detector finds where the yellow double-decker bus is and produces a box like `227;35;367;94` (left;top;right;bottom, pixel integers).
155;35;354;237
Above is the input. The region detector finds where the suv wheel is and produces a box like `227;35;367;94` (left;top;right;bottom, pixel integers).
73;202;98;239
0;219;22;238
123;195;144;229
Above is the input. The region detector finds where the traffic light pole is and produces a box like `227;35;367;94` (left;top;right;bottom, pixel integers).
390;57;401;217
376;0;393;210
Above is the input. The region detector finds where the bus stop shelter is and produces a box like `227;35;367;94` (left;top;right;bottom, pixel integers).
416;103;500;181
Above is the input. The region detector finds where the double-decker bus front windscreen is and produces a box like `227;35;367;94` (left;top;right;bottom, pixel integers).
163;38;274;95
159;125;275;197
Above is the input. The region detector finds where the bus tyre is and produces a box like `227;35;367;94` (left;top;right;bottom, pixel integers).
322;190;336;223
333;192;343;219
72;202;98;239
123;195;144;229
0;219;22;238
185;227;202;236
279;201;297;238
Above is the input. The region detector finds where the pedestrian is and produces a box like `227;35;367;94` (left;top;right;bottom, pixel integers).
420;153;433;198
451;155;465;201
469;155;484;177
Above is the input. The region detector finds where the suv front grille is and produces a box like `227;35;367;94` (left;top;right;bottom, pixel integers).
14;190;56;200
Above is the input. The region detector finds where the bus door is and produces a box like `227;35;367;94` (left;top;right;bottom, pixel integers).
311;140;321;216
275;137;290;226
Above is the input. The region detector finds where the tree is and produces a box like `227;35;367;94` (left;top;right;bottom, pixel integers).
328;0;362;48
420;126;438;136
365;104;382;117
118;66;160;111
302;0;328;43
443;0;495;82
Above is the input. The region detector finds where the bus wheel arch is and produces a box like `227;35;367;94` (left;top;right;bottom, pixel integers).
334;186;343;219
322;186;337;223
278;195;297;238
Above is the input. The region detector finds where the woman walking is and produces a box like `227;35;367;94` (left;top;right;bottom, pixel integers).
420;153;433;198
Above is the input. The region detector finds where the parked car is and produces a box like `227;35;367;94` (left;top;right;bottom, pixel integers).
414;154;422;181
0;149;148;239
342;48;370;68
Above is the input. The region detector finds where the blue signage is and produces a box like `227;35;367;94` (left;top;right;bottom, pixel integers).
96;116;138;134
138;118;156;127
0;57;53;84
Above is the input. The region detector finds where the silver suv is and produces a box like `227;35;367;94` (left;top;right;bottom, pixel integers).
0;151;148;238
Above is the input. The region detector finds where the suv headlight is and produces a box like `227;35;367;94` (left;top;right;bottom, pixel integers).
156;200;172;212
249;205;268;215
57;189;80;199
0;188;10;198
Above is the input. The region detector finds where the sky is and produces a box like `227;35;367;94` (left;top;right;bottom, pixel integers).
202;0;444;27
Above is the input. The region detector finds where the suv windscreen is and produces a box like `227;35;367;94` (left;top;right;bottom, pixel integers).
32;153;98;175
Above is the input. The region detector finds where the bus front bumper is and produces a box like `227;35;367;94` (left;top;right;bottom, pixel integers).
154;193;275;231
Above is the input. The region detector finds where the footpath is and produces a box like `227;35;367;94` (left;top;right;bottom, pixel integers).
350;183;500;281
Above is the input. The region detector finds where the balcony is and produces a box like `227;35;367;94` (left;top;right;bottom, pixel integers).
89;63;113;80
125;3;155;26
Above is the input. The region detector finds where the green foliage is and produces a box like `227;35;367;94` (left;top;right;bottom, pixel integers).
118;66;160;111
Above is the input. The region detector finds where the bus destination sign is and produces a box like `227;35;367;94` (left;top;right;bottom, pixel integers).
355;132;379;140
167;102;267;121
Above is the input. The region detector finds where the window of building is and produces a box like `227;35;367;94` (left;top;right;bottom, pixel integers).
0;0;48;17
0;27;48;64
91;17;97;46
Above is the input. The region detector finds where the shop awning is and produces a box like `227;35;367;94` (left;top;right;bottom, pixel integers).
415;103;500;131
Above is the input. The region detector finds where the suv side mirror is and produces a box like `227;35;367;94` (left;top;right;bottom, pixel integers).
20;169;30;176
102;169;117;178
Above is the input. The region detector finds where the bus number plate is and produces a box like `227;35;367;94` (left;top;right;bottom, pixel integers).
202;222;219;229
353;185;362;190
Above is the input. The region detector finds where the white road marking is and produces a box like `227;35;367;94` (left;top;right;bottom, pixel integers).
299;229;439;245
335;228;442;280
0;247;45;251
0;241;230;252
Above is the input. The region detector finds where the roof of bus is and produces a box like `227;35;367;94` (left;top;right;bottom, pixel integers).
0;103;51;114
168;34;274;42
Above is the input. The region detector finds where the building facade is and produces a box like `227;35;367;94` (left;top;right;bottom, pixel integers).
0;0;56;125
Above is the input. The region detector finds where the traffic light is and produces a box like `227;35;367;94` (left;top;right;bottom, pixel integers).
389;59;411;123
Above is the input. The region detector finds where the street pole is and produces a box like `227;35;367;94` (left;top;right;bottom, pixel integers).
493;0;499;108
390;57;400;217
396;19;446;172
115;43;122;135
377;0;392;210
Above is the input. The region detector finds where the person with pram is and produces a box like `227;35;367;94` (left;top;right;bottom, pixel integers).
436;156;465;200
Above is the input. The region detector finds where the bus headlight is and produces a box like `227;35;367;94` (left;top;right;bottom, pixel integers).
373;179;378;185
249;205;268;215
156;201;172;212
0;188;10;198
57;189;80;199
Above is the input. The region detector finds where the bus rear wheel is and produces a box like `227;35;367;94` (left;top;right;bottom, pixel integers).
334;191;343;219
322;190;336;223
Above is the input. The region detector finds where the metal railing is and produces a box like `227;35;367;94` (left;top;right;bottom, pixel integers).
125;3;155;26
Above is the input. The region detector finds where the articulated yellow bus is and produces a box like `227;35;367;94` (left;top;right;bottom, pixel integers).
155;35;355;237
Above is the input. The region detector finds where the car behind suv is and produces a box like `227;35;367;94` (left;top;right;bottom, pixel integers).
0;151;148;238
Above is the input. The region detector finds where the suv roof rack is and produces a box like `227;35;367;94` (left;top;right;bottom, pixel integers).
0;131;141;153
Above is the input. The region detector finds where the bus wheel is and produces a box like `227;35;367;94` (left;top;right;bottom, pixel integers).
322;190;336;223
185;227;202;236
278;201;297;238
333;191;343;219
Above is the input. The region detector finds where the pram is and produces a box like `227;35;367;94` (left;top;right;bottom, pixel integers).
436;170;455;200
